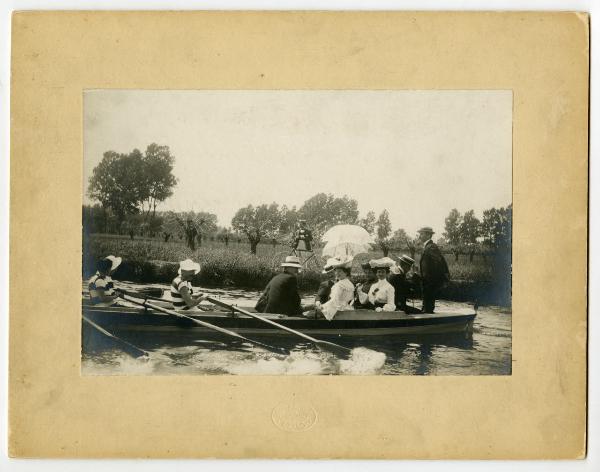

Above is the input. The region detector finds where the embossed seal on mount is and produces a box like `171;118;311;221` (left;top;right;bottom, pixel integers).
272;400;318;432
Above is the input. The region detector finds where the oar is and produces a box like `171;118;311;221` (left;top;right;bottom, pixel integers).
119;289;221;311
204;296;353;357
118;293;289;355
83;315;150;359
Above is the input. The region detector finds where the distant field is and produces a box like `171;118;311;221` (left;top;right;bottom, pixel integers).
83;233;509;305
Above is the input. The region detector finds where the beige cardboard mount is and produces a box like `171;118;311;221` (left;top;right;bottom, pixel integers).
9;11;588;459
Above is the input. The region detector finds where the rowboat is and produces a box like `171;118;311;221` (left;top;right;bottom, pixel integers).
82;302;476;337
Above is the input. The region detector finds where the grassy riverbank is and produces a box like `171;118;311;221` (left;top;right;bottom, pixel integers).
83;233;510;306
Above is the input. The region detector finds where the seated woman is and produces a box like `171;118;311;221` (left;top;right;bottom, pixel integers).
357;257;396;312
170;259;208;310
354;262;377;308
88;255;122;306
307;256;355;321
316;265;337;304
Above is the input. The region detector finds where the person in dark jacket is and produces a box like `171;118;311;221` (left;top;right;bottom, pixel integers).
291;220;313;252
388;255;421;314
417;227;450;313
354;262;377;308
317;266;336;304
255;256;303;316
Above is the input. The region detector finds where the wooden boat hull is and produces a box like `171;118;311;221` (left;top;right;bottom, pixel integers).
82;304;476;337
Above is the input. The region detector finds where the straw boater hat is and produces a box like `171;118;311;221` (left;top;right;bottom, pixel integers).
105;255;122;272
178;258;201;275
322;255;353;273
281;255;303;269
369;257;396;269
418;226;435;235
398;255;415;265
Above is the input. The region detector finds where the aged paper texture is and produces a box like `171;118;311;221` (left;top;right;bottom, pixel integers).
10;11;588;458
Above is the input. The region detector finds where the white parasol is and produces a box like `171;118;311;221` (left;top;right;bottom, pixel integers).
321;224;374;258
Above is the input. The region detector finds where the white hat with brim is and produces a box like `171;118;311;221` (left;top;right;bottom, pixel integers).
105;255;122;272
323;256;353;272
281;255;303;269
178;258;201;275
369;257;396;269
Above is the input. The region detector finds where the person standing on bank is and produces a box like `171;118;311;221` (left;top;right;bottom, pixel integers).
170;259;208;310
388;255;421;314
255;255;303;316
417;227;450;313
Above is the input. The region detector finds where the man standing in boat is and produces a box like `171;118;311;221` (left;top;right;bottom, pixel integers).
417;227;450;313
255;255;303;316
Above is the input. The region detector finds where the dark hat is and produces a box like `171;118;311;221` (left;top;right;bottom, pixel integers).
361;262;373;270
418;226;435;234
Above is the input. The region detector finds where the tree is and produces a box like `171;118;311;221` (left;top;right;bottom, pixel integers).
139;144;178;218
388;228;420;258
279;205;298;243
163;210;218;250
88;151;144;232
231;203;282;254
481;205;512;250
459;210;481;263
87;144;178;231
443;208;463;261
358;210;376;235
375;210;393;256
297;193;359;240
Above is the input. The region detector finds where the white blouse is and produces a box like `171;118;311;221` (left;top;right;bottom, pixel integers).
319;278;355;321
360;278;396;312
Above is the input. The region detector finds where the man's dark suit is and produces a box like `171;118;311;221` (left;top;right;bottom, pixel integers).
255;272;302;316
420;241;450;313
388;270;421;314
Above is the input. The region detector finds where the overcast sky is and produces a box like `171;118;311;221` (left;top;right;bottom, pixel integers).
83;90;512;236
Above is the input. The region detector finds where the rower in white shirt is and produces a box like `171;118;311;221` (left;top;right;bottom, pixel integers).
357;257;396;312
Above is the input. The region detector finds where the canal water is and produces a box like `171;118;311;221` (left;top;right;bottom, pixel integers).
82;282;512;376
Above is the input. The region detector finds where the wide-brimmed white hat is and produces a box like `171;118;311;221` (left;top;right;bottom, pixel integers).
281;255;303;269
322;255;353;273
369;257;396;269
178;258;201;275
105;255;122;272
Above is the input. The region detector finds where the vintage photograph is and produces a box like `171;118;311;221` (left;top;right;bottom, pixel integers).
82;90;512;375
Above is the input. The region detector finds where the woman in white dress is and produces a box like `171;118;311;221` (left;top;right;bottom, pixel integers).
310;256;355;321
357;257;396;312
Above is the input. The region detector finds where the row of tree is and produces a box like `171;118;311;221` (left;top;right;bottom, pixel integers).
85;145;511;258
442;206;512;261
